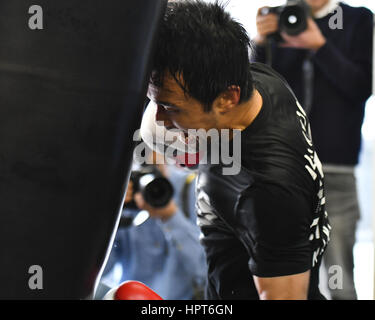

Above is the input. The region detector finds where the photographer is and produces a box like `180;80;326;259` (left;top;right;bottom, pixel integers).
97;162;207;300
252;0;373;299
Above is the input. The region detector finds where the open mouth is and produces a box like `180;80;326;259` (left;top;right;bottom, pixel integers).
179;131;197;145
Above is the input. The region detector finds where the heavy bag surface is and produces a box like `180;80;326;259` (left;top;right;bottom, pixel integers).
0;0;166;299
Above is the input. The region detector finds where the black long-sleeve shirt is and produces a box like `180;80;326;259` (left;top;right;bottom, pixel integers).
253;3;373;165
197;63;330;300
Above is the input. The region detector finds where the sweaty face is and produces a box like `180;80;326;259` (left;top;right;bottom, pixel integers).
147;74;219;133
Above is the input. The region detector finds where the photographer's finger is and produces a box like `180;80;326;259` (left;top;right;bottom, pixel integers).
124;181;134;203
256;13;278;25
256;19;278;29
280;31;295;42
257;25;279;37
257;24;278;36
134;192;146;210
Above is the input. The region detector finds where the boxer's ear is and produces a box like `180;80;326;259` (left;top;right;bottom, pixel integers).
212;85;241;115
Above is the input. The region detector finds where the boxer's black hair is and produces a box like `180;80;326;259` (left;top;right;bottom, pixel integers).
150;0;254;112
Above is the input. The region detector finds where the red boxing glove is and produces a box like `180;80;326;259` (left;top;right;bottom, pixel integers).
103;281;163;300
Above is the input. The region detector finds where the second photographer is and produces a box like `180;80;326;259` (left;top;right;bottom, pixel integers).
97;160;207;300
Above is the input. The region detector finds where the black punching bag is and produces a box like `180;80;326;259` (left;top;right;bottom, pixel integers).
0;0;166;299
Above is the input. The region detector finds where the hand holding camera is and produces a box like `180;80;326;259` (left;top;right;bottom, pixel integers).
124;165;177;221
279;18;326;51
254;1;326;51
133;192;177;222
254;7;279;45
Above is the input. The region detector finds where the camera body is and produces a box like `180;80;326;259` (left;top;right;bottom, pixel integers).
129;165;174;209
261;0;310;41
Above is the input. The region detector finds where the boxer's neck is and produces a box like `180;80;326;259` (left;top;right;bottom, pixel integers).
223;88;263;132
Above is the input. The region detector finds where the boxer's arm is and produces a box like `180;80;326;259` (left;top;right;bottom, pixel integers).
234;184;314;299
253;270;310;300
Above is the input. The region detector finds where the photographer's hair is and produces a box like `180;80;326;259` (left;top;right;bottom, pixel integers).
150;0;254;112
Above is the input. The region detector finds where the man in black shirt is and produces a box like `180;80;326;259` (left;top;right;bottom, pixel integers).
145;0;330;299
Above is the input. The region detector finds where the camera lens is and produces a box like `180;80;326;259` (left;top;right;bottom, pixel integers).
139;174;174;208
279;5;307;36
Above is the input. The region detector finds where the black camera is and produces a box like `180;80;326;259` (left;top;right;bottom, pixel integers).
261;0;311;41
128;165;174;209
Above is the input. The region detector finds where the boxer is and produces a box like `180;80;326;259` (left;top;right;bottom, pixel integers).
142;0;331;300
